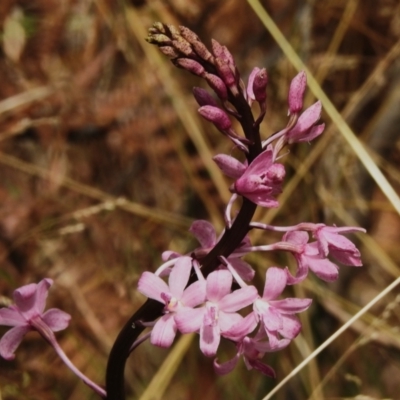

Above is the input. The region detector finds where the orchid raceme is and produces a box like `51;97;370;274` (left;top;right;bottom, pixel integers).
1;22;367;399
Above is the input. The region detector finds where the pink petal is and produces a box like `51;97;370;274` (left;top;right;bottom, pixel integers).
200;323;220;357
278;314;302;339
150;314;177;348
206;270;232;302
285;261;309;285
13;283;38;318
214;353;240;375
269;298;312;314
330;248;362;266
307;257;339;281
261;307;282;332
34;279;53;315
161;251;181;261
246;67;261;101
189;220;216;248
42;309;71;332
262;267;287;300
175;307;204;333
219;286;258;312
168;256;192;298
242;150;273;176
223;312;257;340
0;325;30;360
0;307;25;326
213;154;247;179
283;230;309;246
218;312;243;332
293;101;321;133
228;258;255;281
181;281;206;307
138;272;170;303
246;358;276;377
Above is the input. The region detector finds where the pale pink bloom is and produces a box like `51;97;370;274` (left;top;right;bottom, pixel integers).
232;150;285;208
283;231;342;284
175;270;258;357
253;267;311;346
313;225;365;266
138;256;206;347
214;326;290;377
0;279;70;360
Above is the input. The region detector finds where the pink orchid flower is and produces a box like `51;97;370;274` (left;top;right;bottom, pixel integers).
138;256;206;348
252;267;311;346
214;326;290;377
0;278;70;360
283;231;346;284
175;269;258;357
232;150;285;208
313;225;365;266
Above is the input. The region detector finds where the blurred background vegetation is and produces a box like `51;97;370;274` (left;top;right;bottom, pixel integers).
0;0;400;399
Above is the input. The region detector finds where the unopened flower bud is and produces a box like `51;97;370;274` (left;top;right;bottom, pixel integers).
159;46;180;59
179;26;200;43
204;72;228;100
193;87;219;107
152;22;167;34
198;105;231;131
175;58;205;76
215;58;238;95
172;38;194;57
167;24;180;39
252;68;268;103
211;39;235;68
288;71;306;114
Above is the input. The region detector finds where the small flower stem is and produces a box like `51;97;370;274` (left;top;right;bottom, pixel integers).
46;332;107;398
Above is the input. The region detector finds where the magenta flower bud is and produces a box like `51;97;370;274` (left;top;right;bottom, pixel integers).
252;68;268;103
211;39;235;68
204;72;228;100
175;58;205;76
213;154;246;179
198;105;231;131
193;87;219;107
215;58;238;95
288;71;307;114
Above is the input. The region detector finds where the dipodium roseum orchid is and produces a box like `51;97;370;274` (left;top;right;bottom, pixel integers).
1;23;367;400
138;256;206;347
175;269;258;357
0;278;70;360
232;150;285;207
252;267;311;346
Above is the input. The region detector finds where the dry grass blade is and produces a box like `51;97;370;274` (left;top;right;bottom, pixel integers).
0;152;192;230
